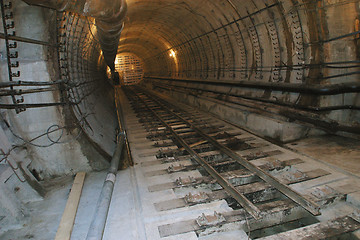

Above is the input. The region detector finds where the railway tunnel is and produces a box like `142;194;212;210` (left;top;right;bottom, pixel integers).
0;0;360;239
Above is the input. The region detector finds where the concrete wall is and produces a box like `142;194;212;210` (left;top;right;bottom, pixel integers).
0;0;358;185
0;1;117;180
118;0;359;140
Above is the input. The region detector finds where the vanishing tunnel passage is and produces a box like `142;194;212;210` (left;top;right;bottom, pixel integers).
55;0;360;145
0;0;360;239
114;53;144;85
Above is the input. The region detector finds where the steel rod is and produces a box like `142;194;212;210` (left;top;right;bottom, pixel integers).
154;82;360;111
145;77;360;95
0;80;64;88
0;102;69;109
0;87;58;96
145;76;360;95
0;32;57;47
322;30;360;43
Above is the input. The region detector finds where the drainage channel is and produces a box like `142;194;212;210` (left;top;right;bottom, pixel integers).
120;85;360;239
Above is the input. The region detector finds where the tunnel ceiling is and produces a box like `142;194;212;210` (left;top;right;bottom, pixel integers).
117;0;359;134
119;0;359;84
0;0;357;180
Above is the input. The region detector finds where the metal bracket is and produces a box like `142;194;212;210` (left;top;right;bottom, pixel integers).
167;164;186;173
163;156;179;163
184;192;209;204
11;71;19;77
8;41;16;48
157;148;175;158
311;185;338;200
351;210;360;223
10;61;18;67
281;170;307;183
175;176;198;187
264;159;285;171
196;211;226;227
244;151;267;160
9;51;17;58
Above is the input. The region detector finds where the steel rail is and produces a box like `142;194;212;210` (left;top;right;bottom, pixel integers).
137;86;321;216
115;86;133;166
128;87;262;219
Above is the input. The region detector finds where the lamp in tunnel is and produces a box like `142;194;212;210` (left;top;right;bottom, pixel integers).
169;49;176;58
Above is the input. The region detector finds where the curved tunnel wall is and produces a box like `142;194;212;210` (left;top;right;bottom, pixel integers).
118;0;360;136
57;12;118;161
0;3;117;179
1;0;359;178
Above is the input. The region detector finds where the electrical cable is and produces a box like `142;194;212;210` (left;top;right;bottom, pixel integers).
0;112;92;163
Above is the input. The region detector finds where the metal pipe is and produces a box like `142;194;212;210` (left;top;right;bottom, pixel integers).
0;80;64;88
153;82;360;111
153;83;360;134
0;32;57;47
0;87;58;96
145;76;360;95
86;133;125;240
22;0;127;70
0;102;70;109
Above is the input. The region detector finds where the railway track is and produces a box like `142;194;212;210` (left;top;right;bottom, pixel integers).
119;85;360;239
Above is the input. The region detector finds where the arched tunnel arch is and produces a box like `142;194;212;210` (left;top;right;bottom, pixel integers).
0;0;360;239
0;0;358;178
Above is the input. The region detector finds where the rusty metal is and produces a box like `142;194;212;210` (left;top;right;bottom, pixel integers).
175;176;199;187
0;32;57;47
23;0;127;70
0;0;22;112
139;86;320;216
0;80;65;88
184;192;209;204
0;87;59;97
167;164;186;173
196;212;226;227
128;87;262;219
146;76;360;95
0;102;71;110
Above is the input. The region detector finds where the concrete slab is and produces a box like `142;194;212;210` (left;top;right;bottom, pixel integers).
285;135;360;177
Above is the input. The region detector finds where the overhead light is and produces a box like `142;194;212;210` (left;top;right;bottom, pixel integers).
169;49;176;58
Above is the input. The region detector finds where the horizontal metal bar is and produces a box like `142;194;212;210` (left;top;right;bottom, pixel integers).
0;87;58;96
0;32;57;47
145;76;360;95
153;82;360;112
152;83;360;135
0;80;64;88
0;102;69;109
323;30;360;43
140;86;321;216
